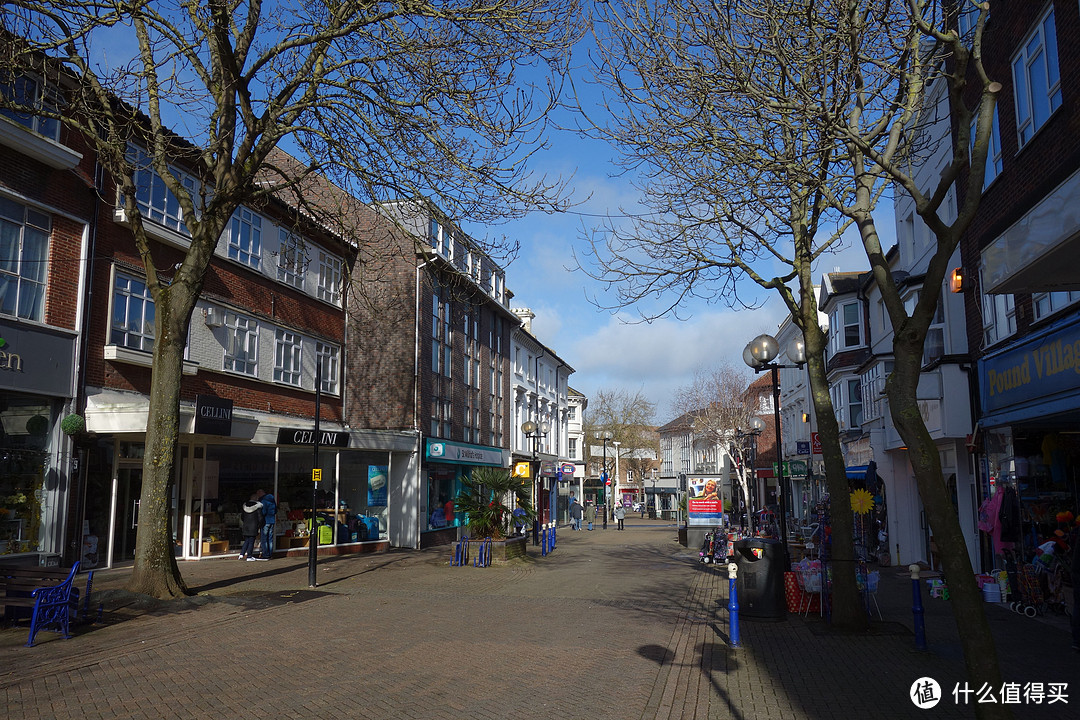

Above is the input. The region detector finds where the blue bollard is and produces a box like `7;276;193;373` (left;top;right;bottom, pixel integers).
541;526;548;556
727;562;741;648
550;523;556;550
909;564;927;651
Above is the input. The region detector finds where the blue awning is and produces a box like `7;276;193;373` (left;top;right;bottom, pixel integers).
846;465;870;481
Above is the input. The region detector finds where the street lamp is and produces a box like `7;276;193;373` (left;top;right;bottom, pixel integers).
612;440;621;521
522;419;551;545
735;416;766;533
595;430;613;529
744;332;806;567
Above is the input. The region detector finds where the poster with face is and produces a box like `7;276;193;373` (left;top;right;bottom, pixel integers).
687;477;724;526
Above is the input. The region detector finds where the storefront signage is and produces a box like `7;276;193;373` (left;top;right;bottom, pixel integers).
980;315;1080;422
276;427;350;447
540;461;557;478
513;462;532;478
425;439;503;466
560;463;576;475
811;432;821;454
0;319;75;397
194;394;233;436
796;441;810;455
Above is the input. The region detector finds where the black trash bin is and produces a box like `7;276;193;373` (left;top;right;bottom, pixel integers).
733;537;787;621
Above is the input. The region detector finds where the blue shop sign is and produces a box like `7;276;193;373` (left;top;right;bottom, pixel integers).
979;314;1080;425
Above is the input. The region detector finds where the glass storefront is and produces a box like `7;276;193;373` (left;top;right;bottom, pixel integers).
0;392;54;555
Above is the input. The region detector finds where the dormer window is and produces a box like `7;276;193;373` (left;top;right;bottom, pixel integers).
829;300;863;355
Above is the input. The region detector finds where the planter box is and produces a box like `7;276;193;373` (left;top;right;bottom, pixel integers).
493;536;528;561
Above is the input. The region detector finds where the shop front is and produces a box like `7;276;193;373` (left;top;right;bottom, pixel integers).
976;313;1080;571
421;438;509;548
81;391;417;567
0;319;77;563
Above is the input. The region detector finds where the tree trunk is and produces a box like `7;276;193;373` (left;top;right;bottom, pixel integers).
801;318;866;631
888;344;1010;720
126;317;190;598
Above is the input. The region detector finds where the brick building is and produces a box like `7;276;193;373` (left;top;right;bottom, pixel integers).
957;1;1080;566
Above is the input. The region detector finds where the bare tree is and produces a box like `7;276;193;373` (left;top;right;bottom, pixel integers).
585;0;1006;708
583;387;657;492
670;364;756;520
1;0;583;598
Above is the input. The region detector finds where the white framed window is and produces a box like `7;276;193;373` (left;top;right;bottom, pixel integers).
0;72;60;141
223;311;258;376
0;197;49;321
111;271;155;351
274;329;302;386
276;229;305;289
228;207;262;268
979;264;1016;347
317;251;342;305
1032;290;1080;321
829;301;862;354
847;378;863;428
1012;6;1061;147
904;290;945;366
971;107;1002;188
127;145;199;235
316;342;339;395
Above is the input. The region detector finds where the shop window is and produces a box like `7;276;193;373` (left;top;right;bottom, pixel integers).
111;271;156;351
0;197;49;322
228;207;263;269
223;311;258;376
0;395;52;555
274;329;302;386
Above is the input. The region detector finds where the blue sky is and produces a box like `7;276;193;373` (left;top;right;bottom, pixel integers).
463;75;888;423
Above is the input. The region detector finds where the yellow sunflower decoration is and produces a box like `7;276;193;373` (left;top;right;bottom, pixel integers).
850;489;875;515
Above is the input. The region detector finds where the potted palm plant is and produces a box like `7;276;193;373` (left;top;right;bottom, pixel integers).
454;467;535;560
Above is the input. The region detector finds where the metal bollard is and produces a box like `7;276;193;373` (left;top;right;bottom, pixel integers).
909;563;927;651
541;526;548;556
550;523;556;550
728;562;741;648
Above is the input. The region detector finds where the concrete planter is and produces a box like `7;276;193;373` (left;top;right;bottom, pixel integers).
486;535;528;561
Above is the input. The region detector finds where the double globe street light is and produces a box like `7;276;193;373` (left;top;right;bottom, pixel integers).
522;419;550;545
743;333;806;568
595;430;613;530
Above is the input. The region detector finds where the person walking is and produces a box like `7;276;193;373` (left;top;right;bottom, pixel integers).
569;498;583;530
238;493;263;560
614;503;626;531
253;488;277;561
1071;525;1080;652
585;501;596;531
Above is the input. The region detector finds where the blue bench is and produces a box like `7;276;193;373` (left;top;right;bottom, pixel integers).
0;561;96;647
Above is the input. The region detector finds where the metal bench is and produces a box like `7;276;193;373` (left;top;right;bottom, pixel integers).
0;561;97;647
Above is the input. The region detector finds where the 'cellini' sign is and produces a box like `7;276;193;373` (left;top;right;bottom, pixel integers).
194;394;233;436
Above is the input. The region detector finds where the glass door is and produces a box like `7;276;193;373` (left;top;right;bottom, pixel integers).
112;465;143;563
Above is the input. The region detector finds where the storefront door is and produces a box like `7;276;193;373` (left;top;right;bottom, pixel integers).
111;464;142;563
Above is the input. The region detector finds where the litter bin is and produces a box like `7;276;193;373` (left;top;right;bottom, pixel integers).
733;537;787;620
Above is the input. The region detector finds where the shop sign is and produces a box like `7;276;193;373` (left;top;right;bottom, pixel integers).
560;463;576;475
194;394;233;436
513;462;532;479
276;427;350;447
0;319;75;396
811;432;821;454
425;438;502;466
540;461;557;477
796;441;810;455
981;315;1080;416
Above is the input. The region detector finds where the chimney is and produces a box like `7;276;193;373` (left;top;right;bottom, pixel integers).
512;307;535;333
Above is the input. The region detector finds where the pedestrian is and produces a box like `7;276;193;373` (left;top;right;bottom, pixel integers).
585;501;596;531
238;493;263;560
614;503;626;530
569;498;583;530
253;488;276;560
443;495;455;528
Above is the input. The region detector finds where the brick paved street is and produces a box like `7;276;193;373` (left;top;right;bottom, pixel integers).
1;519;1076;719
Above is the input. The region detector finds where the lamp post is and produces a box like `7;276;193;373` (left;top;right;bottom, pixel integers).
595;430;613;529
612;440;621;521
744;333;807;568
522;419;551;546
735;416;766;534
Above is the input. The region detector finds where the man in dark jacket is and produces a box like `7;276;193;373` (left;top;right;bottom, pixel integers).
255;489;276;560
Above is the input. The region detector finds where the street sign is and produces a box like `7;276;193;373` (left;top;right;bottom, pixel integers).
811;432;822;454
560;463;575;475
312;468;322;483
796;440;810;455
